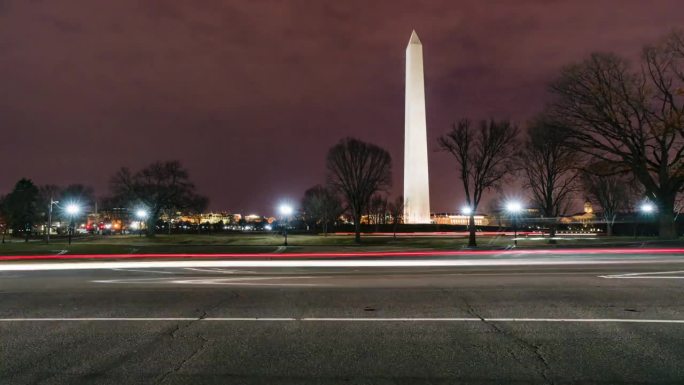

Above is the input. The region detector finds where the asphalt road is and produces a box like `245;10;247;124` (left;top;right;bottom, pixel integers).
1;253;684;384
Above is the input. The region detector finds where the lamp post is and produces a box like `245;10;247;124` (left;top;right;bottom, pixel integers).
46;198;59;244
505;201;523;247
461;205;473;231
136;209;149;237
636;201;656;238
279;204;293;246
65;203;81;245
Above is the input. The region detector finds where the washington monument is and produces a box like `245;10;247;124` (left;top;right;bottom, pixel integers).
403;30;431;224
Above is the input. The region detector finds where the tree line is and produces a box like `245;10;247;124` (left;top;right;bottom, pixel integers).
438;31;684;245
303;31;684;244
2;31;682;244
0;161;208;241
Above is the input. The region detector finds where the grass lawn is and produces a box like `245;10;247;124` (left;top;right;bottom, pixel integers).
0;232;676;256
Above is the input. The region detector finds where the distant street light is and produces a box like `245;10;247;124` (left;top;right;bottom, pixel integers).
279;204;294;246
65;203;81;245
461;206;473;216
505;201;523;246
136;209;149;237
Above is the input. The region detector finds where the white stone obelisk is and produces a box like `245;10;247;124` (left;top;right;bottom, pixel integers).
403;30;431;224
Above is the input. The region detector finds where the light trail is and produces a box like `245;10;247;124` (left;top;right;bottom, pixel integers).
0;247;682;262
0;256;682;271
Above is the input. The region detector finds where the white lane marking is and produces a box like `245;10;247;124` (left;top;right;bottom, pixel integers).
0;318;199;322
600;270;684;279
301;318;684;323
112;268;175;274
2;258;684;271
203;317;297;321
1;317;683;324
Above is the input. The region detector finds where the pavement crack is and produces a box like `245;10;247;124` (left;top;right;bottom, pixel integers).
168;324;181;338
461;297;554;385
156;332;210;384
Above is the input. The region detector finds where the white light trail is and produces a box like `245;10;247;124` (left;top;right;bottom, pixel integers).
599;270;684;279
0;258;682;272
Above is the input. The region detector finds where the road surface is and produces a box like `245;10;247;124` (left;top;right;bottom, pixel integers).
1;250;683;384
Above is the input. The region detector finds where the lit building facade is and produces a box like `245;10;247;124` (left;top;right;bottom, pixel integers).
431;213;490;226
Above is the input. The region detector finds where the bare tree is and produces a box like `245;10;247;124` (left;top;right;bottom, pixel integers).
2;179;40;242
367;194;388;231
326;138;392;243
109;161;208;236
485;197;505;229
186;195;209;234
675;193;684;221
516;118;580;240
301;185;342;235
550;31;684;238
439;119;519;246
0;194;7;243
581;166;632;236
388;195;404;239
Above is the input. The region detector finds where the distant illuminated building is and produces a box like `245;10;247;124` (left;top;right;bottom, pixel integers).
431;213;489;226
560;201;596;226
178;212;238;224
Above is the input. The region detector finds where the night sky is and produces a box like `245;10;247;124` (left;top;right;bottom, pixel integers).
1;1;682;215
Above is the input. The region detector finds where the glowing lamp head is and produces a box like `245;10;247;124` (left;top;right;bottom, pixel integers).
65;203;80;216
505;201;523;214
279;204;294;216
135;209;149;219
461;206;473;215
640;202;655;213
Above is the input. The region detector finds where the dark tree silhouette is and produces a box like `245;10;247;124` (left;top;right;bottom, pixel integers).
0;194;8;243
326;138;392;243
109;161;208;236
3;179;40;242
186;194;209;234
367;194;388;230
516;118;580;240
581;163;635;236
550;31;684;238
388;195;404;239
301;185;342;235
439;119;519;247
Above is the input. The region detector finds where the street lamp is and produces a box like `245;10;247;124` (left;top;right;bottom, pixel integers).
505;201;523;246
135;209;149;237
279;204;294;246
636;201;656;238
65;203;81;245
461;206;473;216
46;199;59;244
640;202;656;214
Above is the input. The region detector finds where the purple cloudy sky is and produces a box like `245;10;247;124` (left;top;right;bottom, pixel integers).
1;0;682;214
